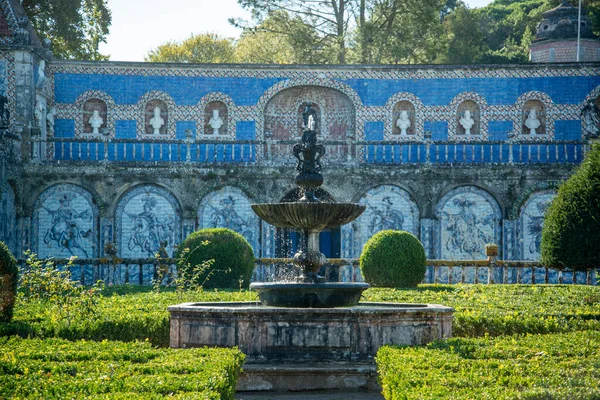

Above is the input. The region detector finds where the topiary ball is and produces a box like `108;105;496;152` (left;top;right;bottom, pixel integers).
360;230;426;288
0;241;18;323
176;228;254;289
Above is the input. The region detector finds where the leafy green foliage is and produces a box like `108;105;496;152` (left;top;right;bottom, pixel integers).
0;337;244;400
22;0;111;60
145;33;236;63
364;285;600;337
0;241;18;323
360;230;426;287
541;143;600;270
176;228;254;289
377;330;600;399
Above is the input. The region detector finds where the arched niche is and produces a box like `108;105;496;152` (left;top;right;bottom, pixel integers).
145;99;168;135
33;183;98;259
522;100;546;135
341;185;419;259
205;101;228;135
0;183;17;255
456;100;480;136
392;101;416;136
197;187;260;255
519;191;556;261
435;186;501;260
297;102;322;137
83;98;107;134
115;185;181;258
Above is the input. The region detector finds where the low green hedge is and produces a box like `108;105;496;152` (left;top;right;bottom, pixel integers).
0;336;245;399
377;330;600;400
0;241;18;323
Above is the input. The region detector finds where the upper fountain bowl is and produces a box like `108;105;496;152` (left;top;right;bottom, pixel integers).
251;202;366;231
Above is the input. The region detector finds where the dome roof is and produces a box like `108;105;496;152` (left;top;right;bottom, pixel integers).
534;0;596;41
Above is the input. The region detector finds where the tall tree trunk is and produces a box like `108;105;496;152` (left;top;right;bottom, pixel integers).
360;0;367;63
332;0;346;64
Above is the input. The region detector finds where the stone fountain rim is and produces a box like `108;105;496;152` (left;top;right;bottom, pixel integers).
167;301;455;313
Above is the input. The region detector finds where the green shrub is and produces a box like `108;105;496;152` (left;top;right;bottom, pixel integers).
377;331;600;399
176;228;254;289
541;142;600;270
360;230;426;287
0;337;245;400
0;241;18;323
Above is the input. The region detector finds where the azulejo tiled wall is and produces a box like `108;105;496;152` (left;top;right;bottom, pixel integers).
33;183;98;259
48;62;600;151
197;186;260;256
115;185;181;259
0;182;17;254
519;190;557;261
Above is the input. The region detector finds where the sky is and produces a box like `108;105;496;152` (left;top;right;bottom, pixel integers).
99;0;495;62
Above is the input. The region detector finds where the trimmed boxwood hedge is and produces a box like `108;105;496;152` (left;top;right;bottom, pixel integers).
176;228;254;289
0;241;18;323
541;142;600;270
360;230;426;288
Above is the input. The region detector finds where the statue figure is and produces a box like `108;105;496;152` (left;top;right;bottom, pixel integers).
46;107;56;135
149;106;164;134
209;109;224;134
396;110;411;135
37;60;46;88
88;109;103;134
525;108;541;134
34;100;45;128
459;110;475;135
293;105;326;202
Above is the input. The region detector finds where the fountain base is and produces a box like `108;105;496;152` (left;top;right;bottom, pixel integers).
250;282;370;308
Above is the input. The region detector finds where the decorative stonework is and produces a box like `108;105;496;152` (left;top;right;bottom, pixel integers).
514;92;554;141
341;185;419;259
519;190;556;261
448;92;488;141
0;53;16;128
0;0;18;44
198;92;236;139
386;92;424;140
33;183;98;259
197;186;260;255
0;182;17;255
582;85;600;138
139;91;176;138
435;186;502;260
115;185;181;258
69;90;116;137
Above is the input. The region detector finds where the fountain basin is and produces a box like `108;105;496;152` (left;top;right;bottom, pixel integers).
250;282;370;308
168;301;454;363
251;202;366;231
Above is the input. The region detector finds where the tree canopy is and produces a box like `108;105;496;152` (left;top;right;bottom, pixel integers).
22;0;111;60
145;34;236;64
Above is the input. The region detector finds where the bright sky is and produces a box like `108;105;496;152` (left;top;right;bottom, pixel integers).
99;0;494;62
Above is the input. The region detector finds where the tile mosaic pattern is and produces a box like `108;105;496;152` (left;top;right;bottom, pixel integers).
32;183;98;259
519;190;557;261
197;186;260;255
115;185;181;259
0;0;18;44
435;186;502;260
341;184;419;259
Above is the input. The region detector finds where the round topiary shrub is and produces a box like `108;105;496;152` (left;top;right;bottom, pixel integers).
360;230;426;288
176;228;254;289
541;142;600;270
0;241;18;323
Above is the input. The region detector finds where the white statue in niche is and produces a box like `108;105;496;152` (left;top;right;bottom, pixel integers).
46;106;56;135
209;109;224;134
459;110;475;135
525;108;541;134
396;110;411;135
149;106;164;134
88;109;103;134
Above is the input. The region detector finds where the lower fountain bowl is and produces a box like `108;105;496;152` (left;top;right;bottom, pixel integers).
250;282;370;308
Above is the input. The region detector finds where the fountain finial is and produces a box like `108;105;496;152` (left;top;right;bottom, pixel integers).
293;105;326;202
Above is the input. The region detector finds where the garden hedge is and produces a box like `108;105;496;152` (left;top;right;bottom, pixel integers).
176;228;254;289
360;230;426;287
0;241;18;323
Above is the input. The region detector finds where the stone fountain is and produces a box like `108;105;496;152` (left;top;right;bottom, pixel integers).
168;105;453;392
250;105;369;307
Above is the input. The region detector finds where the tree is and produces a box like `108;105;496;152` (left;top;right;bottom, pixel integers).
541;143;600;270
234;0;356;64
22;0;111;60
439;3;488;64
145;34;236;63
234;10;334;64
